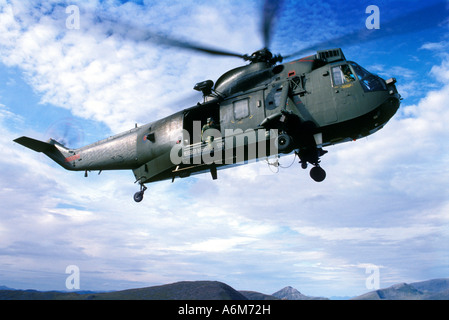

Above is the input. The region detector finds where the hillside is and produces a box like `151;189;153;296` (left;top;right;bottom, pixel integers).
0;281;320;300
87;281;247;300
272;286;328;300
239;290;279;300
1;278;448;300
0;281;247;300
352;278;449;300
0;289;86;300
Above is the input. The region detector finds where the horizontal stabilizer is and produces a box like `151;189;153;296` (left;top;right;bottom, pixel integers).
13;136;56;153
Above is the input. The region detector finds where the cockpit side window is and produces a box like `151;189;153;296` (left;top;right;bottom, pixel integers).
331;64;355;87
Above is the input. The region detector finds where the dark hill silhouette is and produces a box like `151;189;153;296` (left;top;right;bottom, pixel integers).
0;281;247;300
87;281;247;300
1;278;448;300
352;278;449;300
272;286;328;300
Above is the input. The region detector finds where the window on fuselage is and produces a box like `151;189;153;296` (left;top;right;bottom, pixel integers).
331;64;356;87
233;98;250;120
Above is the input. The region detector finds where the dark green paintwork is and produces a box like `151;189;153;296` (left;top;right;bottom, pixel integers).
14;48;400;201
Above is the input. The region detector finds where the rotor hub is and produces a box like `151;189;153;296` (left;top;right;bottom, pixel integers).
244;48;283;65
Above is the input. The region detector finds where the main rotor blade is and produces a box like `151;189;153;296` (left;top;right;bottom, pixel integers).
284;1;449;60
261;0;284;49
44;2;258;61
147;34;246;59
59;2;248;60
108;22;247;59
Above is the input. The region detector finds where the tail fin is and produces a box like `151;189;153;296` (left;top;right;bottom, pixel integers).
14;136;76;170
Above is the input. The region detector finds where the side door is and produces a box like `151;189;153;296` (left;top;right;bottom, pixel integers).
330;63;360;121
305;67;338;125
220;91;265;132
219;92;265;163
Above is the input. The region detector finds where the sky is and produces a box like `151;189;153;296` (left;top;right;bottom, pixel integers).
0;0;448;298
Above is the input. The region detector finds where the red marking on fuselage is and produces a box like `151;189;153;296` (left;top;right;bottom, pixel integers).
65;154;81;162
299;55;315;62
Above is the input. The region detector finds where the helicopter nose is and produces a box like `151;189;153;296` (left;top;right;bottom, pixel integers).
386;78;401;111
386;78;400;96
363;78;400;137
383;95;400;119
377;83;401;126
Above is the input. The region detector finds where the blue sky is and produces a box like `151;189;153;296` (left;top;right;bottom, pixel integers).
0;0;448;298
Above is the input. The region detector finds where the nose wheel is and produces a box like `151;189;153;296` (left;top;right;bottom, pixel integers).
134;184;147;203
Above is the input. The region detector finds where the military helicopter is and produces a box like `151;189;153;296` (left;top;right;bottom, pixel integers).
14;1;405;202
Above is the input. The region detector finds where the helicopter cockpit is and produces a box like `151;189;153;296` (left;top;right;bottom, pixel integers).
331;64;356;86
348;62;387;92
331;62;387;93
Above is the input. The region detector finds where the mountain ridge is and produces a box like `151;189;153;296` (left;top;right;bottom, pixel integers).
1;278;448;300
0;281;246;300
352;278;449;300
272;286;328;300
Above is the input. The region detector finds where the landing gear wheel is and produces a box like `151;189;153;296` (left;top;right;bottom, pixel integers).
276;133;292;153
310;166;326;182
133;184;147;203
133;191;144;203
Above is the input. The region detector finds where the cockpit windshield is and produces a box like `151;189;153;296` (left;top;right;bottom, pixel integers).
349;62;387;92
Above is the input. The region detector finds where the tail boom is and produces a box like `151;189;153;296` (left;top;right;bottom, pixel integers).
14;136;78;170
14;132;141;172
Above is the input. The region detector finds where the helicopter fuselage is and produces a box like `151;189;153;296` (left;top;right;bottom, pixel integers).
14;48;400;201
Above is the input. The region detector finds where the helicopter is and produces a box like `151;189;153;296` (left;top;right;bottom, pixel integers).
13;1;403;203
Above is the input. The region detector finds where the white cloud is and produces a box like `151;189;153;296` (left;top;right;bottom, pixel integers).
0;0;261;132
293;225;441;243
420;40;449;53
431;59;449;83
